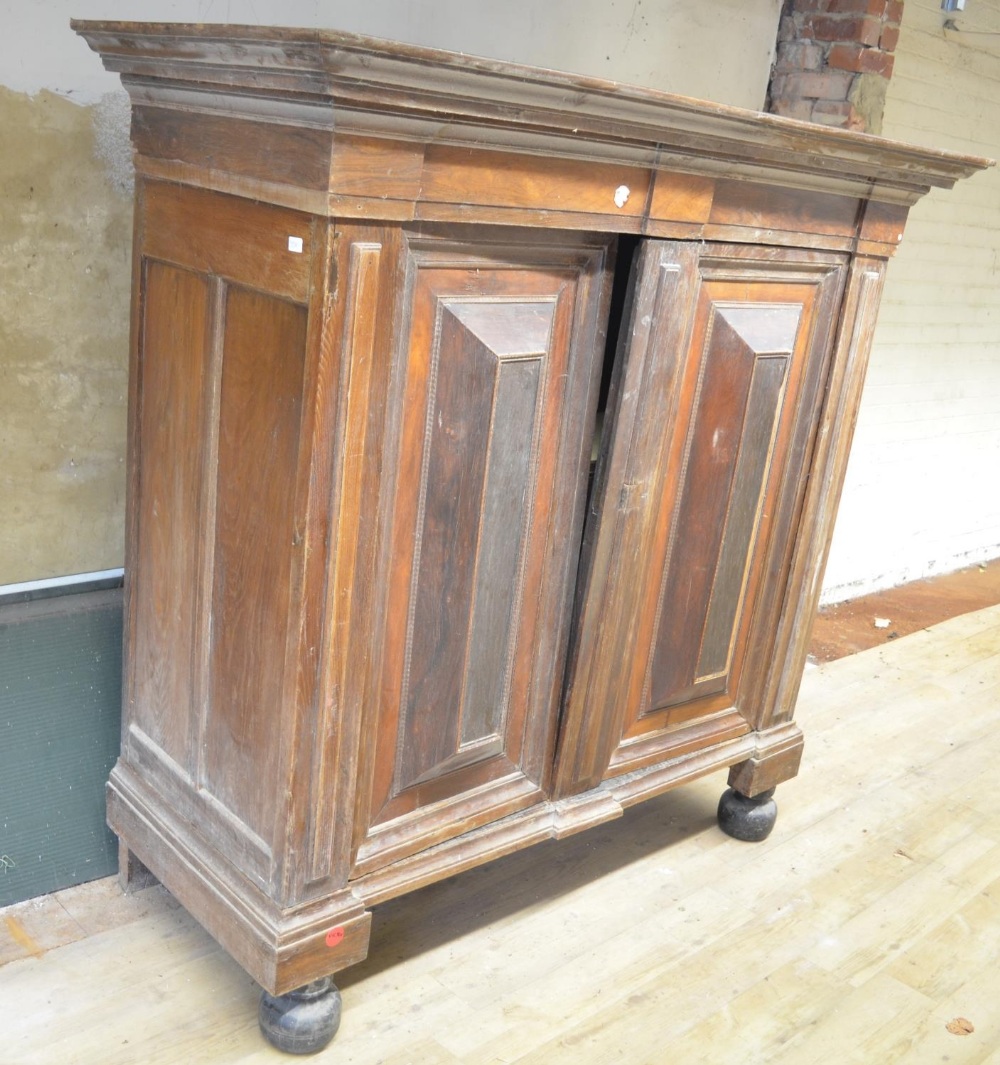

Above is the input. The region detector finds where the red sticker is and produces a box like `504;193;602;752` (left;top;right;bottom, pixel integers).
325;926;345;948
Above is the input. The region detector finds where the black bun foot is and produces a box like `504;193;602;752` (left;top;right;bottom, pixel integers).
259;977;342;1055
717;787;778;842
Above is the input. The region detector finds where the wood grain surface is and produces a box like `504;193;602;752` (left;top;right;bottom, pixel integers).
75;21;990;1008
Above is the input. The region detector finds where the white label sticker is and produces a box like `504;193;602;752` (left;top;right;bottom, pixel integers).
288;235;304;253
614;185;630;208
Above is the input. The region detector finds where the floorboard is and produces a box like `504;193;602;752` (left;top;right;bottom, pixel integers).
2;603;998;1064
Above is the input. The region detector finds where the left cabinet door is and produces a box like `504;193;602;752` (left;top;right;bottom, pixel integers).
350;227;613;877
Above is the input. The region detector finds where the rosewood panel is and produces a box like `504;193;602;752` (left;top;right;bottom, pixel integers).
555;240;847;795
352;227;612;875
647;306;798;710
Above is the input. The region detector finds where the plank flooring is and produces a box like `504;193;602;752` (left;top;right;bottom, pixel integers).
2;603;999;1064
809;555;1000;662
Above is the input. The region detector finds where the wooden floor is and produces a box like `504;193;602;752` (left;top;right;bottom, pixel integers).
3;603;1000;1064
809;556;1000;663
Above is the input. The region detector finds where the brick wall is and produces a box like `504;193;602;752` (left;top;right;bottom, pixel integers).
769;0;903;133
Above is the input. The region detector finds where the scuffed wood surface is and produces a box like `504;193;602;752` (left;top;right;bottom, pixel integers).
73;20;991;207
4;604;999;1063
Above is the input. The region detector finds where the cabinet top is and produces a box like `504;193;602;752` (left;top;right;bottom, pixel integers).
73;20;991;226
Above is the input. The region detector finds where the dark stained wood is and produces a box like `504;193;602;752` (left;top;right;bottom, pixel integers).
697;353;789;680
746;258;891;737
74;20;989;213
132;106;332;191
300;233;385;893
647;171;715;226
420;146;652;220
646;313;791;709
709;180;862;238
77;20;989;1014
554;241;847;795
352;228;613;876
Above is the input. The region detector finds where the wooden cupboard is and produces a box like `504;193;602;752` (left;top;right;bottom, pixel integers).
74;20;989;1053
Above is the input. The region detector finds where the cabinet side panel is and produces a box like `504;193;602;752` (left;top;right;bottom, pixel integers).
204;287;307;840
131;261;211;771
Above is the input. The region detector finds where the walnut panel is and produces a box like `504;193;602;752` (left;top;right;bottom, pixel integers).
130;260;211;772
709;180;861;239
203;286;307;842
353;229;612;875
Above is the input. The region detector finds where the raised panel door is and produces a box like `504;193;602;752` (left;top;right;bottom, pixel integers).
554;240;847;795
351;228;613;875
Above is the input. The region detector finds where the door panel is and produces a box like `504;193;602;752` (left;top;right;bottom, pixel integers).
555;240;846;795
352;228;613;876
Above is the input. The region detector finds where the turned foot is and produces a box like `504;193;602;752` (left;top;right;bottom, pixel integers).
259;977;342;1055
717;787;777;842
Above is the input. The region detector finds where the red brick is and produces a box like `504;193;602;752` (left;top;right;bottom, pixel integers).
806;15;883;45
828;43;896;76
886;0;904;23
827;0;887;15
775;39;826;72
827;42;866;70
880;23;900;51
790;0;832;12
772;70;854;100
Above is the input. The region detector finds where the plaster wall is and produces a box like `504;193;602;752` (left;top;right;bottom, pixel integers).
0;0;781;585
821;0;1000;602
0;88;131;583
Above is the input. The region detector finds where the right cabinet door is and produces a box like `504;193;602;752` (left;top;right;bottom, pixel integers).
554;240;847;794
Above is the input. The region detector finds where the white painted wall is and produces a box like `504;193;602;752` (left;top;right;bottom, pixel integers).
1;0;781;107
821;0;1000;602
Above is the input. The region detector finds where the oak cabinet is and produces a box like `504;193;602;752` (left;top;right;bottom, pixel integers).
556;240;848;795
353;228;614;876
74;20;988;1054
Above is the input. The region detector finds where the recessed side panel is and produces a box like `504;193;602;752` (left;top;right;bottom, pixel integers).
203;287;307;843
555;241;846;794
130;261;211;773
352;228;613;877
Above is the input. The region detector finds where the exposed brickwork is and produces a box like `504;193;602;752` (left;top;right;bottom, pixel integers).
767;0;903;133
828;42;895;77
